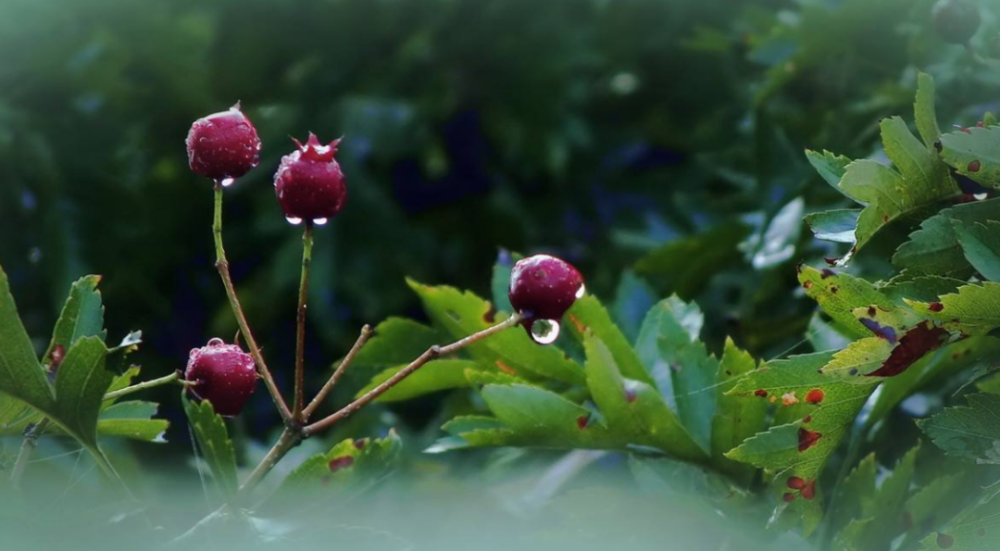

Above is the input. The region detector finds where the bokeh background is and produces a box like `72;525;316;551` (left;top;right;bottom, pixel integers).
2;0;1000;463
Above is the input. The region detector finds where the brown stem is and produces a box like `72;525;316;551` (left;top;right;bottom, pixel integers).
213;184;292;422
302;324;373;419
238;427;302;496
9;418;50;489
303;313;521;436
292;225;314;421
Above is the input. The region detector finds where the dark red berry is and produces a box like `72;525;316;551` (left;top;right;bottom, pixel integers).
509;254;585;327
186;103;261;183
184;338;257;417
274;133;347;225
933;0;980;45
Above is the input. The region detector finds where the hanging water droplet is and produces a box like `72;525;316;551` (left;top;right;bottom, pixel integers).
313;217;329;226
207;337;225;347
286;216;303;225
219;177;235;188
975;192;989;201
575;283;586;299
529;319;561;345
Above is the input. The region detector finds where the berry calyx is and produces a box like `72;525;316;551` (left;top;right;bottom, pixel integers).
185;103;262;184
274;133;347;225
184;338;257;417
933;0;980;45
508;254;585;344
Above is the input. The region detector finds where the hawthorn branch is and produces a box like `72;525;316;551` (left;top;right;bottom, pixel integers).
213;184;292;422
292;224;314;421
302;324;373;419
8;418;50;489
304;313;521;436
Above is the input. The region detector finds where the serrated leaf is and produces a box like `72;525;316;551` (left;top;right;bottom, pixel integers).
726;351;875;535
806;149;852;186
43;275;106;368
710;338;766;482
634;222;750;298
52;337;113;449
96;400;168;442
103;366;141;407
611;270;656;342
566;295;652;386
954;220;1000;282
583;335;706;462
798;265;894;339
350;317;446;372
920;489;1000;549
919;393;1000;465
278;431;402;496
804;209;861;243
356;359;482;403
893;198;1000;278
907;282;1000;335
408;280;584;384
479;384;617;448
915;72;942;149
0;265;56;416
940;126;1000;189
183;394;238;498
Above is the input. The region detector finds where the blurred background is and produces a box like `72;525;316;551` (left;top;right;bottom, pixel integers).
2;0;1000;466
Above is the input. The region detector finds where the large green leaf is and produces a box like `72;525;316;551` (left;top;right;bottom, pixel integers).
893;199;1000;278
408;280;584;384
349;317;446;372
356;359;483;402
51;336;113;450
919;394;1000;465
832;447;918;551
183;394;238;499
954;219;1000;282
566;295;652;385
0;265;56;416
907;282;1000;335
710;338;767;482
920;489;1000;550
43;275;106;368
96;401;169;443
940;125;1000;189
278;431;402;497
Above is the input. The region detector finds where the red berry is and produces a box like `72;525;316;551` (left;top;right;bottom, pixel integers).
186;103;262;183
509;254;585;330
274;133;347;225
184;338;257;417
933;0;980;45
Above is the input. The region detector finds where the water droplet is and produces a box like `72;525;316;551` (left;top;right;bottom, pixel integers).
975;192;989;201
313;217;329;226
219;177;235;188
28;247;42;264
207;337;225;347
575;283;586;299
529;319;561;345
286;216;303;226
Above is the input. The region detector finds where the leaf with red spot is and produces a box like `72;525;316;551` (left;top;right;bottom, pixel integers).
832;446;919;551
918;487;1000;550
907;281;1000;336
277;430;402;498
919;393;1000;465
566;295;653;386
798;265;894;339
710;339;767;483
940;125;1000;189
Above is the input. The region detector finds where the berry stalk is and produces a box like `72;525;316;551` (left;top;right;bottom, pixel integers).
212;184;292;422
302;324;374;419
293;225;314;420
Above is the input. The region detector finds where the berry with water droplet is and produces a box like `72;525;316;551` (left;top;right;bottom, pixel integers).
186;103;262;182
274;133;347;225
933;0;980;45
509;255;584;343
184;338;257;416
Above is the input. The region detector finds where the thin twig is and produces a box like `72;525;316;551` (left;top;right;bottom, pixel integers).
9;418;51;489
304;313;521;436
293;224;314;421
238;427;302;495
302;324;374;419
102;371;190;402
212;184;292;422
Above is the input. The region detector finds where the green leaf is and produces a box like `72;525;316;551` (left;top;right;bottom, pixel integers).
0;265;56;415
940;125;1000;189
51;336;113;449
350;317;446;372
710;339;767;481
744;197;804;269
103;366;141;407
726;351;875;535
806;149;852;186
893;198;1000;278
43;275;106;368
833;447;919;551
634;222;750;298
798;265;894;339
954;220;1000;282
408;280;584;384
610;270;657;343
356;359;482;402
183;394;238;498
919;393;1000;465
583;335;706;462
804;209;861;243
819;337;894;380
278;431;402;496
920;489;1000;549
97;401;168;442
479;384;617;448
490;249;518;314
914;72;942;149
566;295;652;385
907;282;1000;335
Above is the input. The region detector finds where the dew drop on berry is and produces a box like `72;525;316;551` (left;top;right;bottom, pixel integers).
313;217;329;226
575;283;586;299
219;177;235;188
975;192;988;201
529;319;561;345
286;216;304;226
